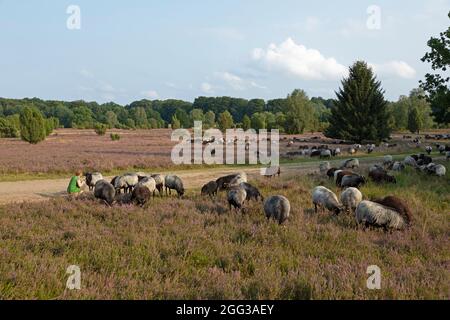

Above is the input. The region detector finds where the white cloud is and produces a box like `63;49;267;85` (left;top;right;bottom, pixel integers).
251;38;348;80
200;82;214;94
140;90;159;99
369;61;417;79
215;71;267;91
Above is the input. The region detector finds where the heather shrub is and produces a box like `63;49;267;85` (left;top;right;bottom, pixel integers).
110;133;121;141
94;123;108;136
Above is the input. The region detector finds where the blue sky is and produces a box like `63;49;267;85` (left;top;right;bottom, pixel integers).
0;0;449;104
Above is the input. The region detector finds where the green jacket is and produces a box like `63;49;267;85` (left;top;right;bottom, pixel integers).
67;176;81;194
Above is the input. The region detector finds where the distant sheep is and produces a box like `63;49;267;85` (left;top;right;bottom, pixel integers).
312;186;342;215
320;149;332;159
114;173;139;193
416;154;432;166
403;156;417;167
264;195;290;224
425;146;432;155
340;187;363;212
216;173;242;191
319;162;331;174
392;161;405;171
423;163;446;177
85;172;103;191
165;175;185;197
131;185;151;206
201;181;218;198
326;168;339;179
261;166;281;178
369;169;396;184
227;186;247;211
94;180;116;206
355;200;409;230
341;158;359;169
340;174;366;189
335;170;354;186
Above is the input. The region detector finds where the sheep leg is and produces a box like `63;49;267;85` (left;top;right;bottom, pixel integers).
314;203;318;214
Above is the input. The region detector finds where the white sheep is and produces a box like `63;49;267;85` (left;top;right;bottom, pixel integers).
341;158;359;169
355;200;408;230
137;176;157;195
312;186;342;215
403;156;417;167
340;187;363;212
383;155;393;166
114;173;139;193
392;161;405;171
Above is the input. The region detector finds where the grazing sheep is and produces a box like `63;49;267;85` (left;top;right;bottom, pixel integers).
137;176;157;196
383;155;393;167
340;174;366;189
319;161;331;174
261;166;281;178
424;163;446;177
369;164;385;173
227;187;247;211
335;170;354;186
310;150;321;157
114;173;139;193
369;169;396;184
320;149;332;159
201;181;218;198
110;176;119;186
85;172;103;191
312;186;342;215
371;196;412;226
403;156;417;167
228;172;248;188
131;185;151;206
165;175;185;197
340;187;363;212
264;195;290;224
216;173;242;191
327;168;339;179
392;161;405;171
150;174;165;196
341;158;359;169
425;146;432;155
94;180;116;206
355;200;409;230
240;182;264;202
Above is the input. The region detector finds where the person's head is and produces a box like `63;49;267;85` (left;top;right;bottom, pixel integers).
75;170;82;177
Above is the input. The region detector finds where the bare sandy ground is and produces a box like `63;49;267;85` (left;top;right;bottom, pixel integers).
0;155;401;205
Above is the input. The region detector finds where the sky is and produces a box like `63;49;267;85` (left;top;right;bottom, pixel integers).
0;0;449;104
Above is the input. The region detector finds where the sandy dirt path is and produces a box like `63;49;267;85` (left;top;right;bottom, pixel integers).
0;156;392;205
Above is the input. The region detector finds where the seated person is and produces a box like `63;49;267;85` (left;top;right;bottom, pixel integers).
67;170;85;195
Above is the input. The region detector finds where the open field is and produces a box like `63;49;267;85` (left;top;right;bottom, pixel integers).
0;162;448;299
1;128;448;178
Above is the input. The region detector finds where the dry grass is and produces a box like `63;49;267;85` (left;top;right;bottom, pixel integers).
0;163;448;299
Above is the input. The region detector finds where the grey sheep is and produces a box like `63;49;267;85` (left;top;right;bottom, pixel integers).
312;186;342;215
114;173;139;193
355;200;408;230
150;174;165;195
340;174;366;189
94;180;116;206
85;172;103;191
165;175;185;197
341;158;359;169
137;176;157;196
227;187;247;211
264;195;290;224
340;187;363;212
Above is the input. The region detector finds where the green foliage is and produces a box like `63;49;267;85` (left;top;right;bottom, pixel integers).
0;117;19;138
203;111;216;129
45;117;59;136
218;110;234;132
171;115;181;129
242;114;251;130
19;106;46;144
407;107;422;134
326;61;390;143
94;123;108;136
285;89;317;134
110;133;121;141
420;11;450;125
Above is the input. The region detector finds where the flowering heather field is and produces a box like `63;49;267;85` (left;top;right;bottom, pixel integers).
0;129;177;174
0;164;448;299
